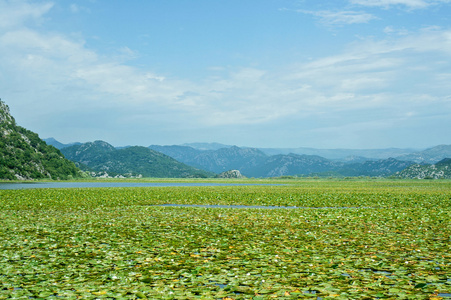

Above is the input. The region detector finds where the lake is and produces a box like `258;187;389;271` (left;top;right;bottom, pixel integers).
0;182;281;190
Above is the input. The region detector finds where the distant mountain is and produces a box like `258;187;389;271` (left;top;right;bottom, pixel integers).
152;145;413;178
395;145;451;164
62;141;213;178
339;156;376;164
0;99;81;180
252;155;410;178
44;137;82;149
61;140;116;166
47;138;451;179
151;145;267;175
337;158;413;177
191;146;267;174
265;154;328;177
243;154;342;178
259;147;419;160
181;142;233;151
149;145;204;163
395;158;451;179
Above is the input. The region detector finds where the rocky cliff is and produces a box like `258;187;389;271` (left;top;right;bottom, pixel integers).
0;99;80;180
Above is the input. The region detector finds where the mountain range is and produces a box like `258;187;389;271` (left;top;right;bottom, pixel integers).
180;143;451;164
3;95;449;181
60;141;213;178
47;138;451;178
179;142;422;160
149;144;415;178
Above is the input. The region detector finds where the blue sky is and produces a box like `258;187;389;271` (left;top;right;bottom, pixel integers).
1;0;450;149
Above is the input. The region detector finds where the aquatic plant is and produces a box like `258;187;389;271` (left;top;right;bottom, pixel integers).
0;180;450;299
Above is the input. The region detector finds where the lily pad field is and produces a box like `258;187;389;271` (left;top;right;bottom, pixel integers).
1;179;450;299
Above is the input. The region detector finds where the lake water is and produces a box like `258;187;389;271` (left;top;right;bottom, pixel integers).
0;182;280;190
154;204;365;210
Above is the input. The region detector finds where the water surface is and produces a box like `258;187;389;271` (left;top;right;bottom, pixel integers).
155;204;367;210
0;182;280;190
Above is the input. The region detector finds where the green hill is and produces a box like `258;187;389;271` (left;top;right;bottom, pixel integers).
395;158;451;179
61;141;214;178
0;99;81;180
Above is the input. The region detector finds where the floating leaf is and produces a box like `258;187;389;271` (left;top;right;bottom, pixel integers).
0;180;450;298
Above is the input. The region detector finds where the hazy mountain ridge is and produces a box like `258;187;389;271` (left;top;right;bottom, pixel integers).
395;145;451;164
149;144;417;178
149;145;267;174
48;138;451;179
186;143;420;160
181;142;232;151
337;158;413;177
61;141;213;178
148;145;204;164
0;100;80;180
44;138;82;150
258;147;419;160
192;146;267;174
243;154;342;178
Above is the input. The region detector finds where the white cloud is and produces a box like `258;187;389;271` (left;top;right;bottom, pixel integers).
383;26;409;35
1;0;450;147
0;0;53;29
1;29;96;63
2;24;451;129
69;4;79;13
69;3;90;14
350;0;451;9
277;27;451;125
300;10;377;25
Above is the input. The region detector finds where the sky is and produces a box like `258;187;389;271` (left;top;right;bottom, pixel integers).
1;0;451;149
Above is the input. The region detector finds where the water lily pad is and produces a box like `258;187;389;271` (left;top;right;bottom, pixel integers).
1;180;450;298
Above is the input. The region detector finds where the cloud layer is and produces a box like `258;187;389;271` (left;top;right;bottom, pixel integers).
350;0;451;9
1;0;450;148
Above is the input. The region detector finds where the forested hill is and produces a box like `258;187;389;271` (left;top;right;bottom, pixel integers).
0;99;80;180
61;141;214;178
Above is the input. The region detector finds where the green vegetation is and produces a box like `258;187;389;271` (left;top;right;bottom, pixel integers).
395;158;451;179
0;99;81;180
1;179;450;299
61;141;214;178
